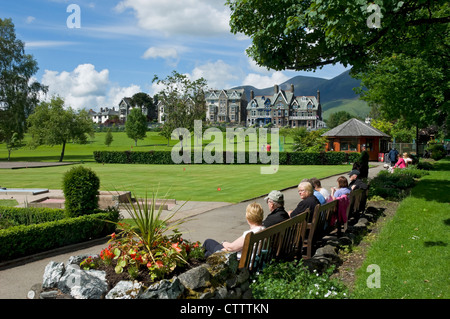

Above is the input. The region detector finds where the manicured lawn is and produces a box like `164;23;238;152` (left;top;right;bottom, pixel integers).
0;131;294;162
352;158;450;299
0;163;350;203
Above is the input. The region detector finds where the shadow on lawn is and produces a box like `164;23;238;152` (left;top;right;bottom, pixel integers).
410;178;450;204
0;155;93;163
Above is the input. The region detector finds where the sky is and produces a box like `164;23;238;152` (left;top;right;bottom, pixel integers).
1;0;349;111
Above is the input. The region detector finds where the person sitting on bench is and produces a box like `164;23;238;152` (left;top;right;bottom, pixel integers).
202;202;265;258
262;190;289;228
288;181;320;222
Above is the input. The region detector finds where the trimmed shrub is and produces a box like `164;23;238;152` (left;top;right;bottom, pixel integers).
0;206;65;229
62;165;100;218
93;150;360;166
428;144;446;161
0;208;119;261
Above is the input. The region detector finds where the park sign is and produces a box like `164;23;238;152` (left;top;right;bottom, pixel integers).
170;120;279;175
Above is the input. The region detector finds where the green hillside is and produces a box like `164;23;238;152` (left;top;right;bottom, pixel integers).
322;98;371;120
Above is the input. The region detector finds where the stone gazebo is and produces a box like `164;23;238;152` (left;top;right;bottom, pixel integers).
322;118;391;161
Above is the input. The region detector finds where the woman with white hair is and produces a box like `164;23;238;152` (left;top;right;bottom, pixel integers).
288;181;320;222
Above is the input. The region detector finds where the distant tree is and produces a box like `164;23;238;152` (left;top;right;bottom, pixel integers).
125;108;147;146
0;18;47;149
292;127;328;152
5;132;23;161
104;128;113;147
130;92;156;121
356;54;448;143
325;111;354;129
27;97;94;162
153;71;207;146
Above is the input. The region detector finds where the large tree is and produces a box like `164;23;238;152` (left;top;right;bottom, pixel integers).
27;97;94;162
226;0;449;73
227;0;449;137
0;18;47;147
355;54;448;141
153;71;207;146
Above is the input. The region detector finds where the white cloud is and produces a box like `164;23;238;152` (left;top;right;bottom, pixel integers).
40;64;141;111
25;16;36;24
189;60;241;89
242;72;290;89
115;0;230;36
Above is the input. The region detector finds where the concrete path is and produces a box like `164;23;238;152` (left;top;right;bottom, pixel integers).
0;162;385;299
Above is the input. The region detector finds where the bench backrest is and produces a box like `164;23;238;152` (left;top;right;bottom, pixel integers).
303;201;338;259
342;188;367;232
238;210;309;271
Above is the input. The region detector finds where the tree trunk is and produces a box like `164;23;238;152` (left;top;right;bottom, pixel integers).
59;140;66;162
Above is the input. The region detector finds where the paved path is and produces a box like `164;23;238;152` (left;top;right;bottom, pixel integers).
0;162;385;299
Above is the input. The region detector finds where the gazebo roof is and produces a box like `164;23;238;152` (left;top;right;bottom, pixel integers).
322;118;391;138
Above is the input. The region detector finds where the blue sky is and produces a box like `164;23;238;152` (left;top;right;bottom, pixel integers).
1;0;349;111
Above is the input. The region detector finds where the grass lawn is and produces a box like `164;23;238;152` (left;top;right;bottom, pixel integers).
0;163;351;203
0;131;295;163
352;158;450;299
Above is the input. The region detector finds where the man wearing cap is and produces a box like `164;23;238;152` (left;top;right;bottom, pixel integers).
348;169;368;190
262;190;289;228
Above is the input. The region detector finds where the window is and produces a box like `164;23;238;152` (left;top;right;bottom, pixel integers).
340;138;358;151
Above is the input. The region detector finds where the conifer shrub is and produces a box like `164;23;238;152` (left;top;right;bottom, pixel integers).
62;165;100;218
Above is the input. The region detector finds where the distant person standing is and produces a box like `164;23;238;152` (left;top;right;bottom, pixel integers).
388;147;399;166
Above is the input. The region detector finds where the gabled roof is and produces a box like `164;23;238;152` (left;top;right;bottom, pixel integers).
322;118;391;137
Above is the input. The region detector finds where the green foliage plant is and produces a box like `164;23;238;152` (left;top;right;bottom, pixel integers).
62;165;100;218
93;191;204;281
250;259;348;299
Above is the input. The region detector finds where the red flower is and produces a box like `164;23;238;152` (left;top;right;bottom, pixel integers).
155;260;164;269
171;243;182;253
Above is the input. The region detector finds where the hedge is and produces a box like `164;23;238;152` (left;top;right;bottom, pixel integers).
0;208;120;262
0;206;66;228
93;150;360;165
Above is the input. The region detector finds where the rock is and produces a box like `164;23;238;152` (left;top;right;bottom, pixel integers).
67;254;97;266
106;281;143;299
178;265;211;290
42;261;65;289
140;277;185;299
206;251;238;281
27;283;42;299
236;268;250;285
40;290;59;299
313;245;341;265
57;265;108;299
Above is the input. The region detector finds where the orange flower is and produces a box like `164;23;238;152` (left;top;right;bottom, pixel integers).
171;243;182;253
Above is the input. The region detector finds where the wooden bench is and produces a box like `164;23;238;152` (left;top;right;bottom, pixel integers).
238;209;309;271
238;189;369;271
303;201;338;259
342;188;367;232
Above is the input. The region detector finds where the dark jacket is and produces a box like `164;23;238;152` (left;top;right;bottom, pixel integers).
262;206;289;228
290;195;320;222
349;178;368;190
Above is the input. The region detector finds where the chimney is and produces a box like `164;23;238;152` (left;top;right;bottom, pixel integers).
291;84;294;93
317;90;320;105
274;84;279;94
250;90;254;100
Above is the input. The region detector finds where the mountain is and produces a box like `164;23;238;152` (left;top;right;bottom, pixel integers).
232;70;367;115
